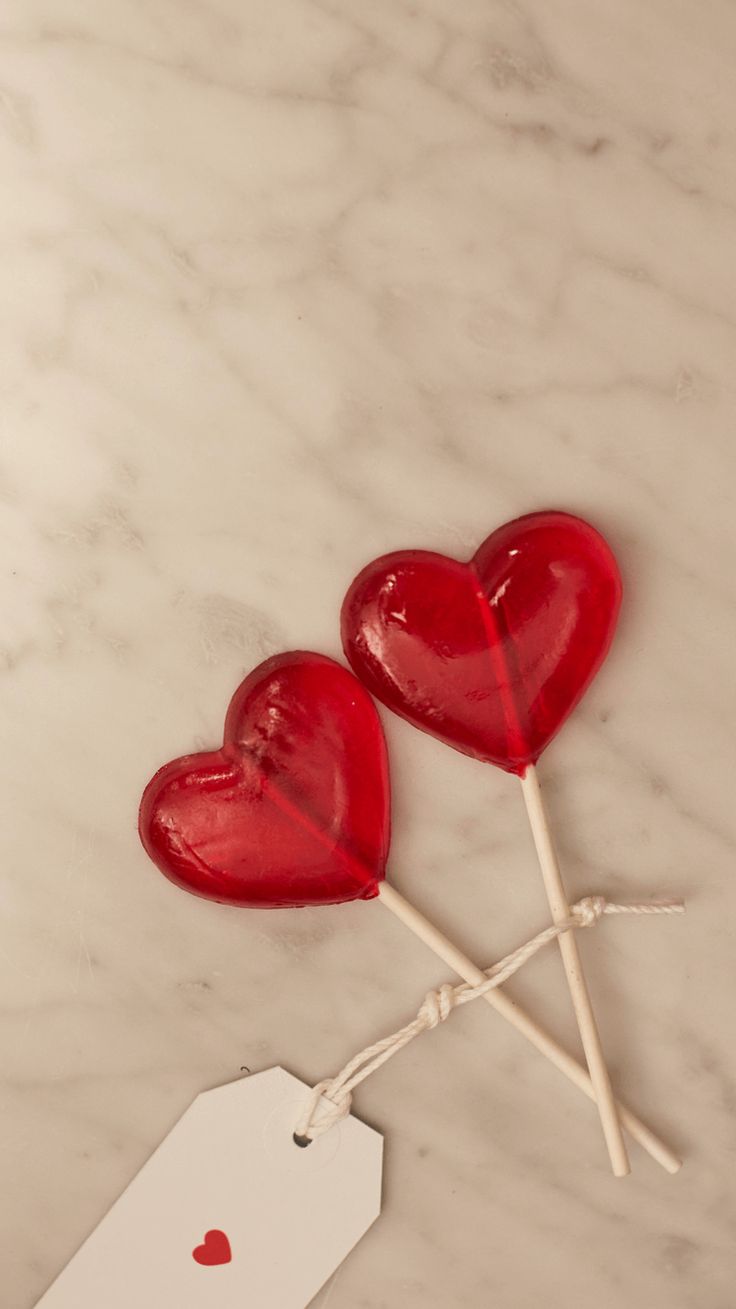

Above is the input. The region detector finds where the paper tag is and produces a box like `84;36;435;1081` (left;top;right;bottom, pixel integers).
36;1067;383;1308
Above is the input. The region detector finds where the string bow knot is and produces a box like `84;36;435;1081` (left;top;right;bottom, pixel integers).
573;895;607;927
418;983;456;1030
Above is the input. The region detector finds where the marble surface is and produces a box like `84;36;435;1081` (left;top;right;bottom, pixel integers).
2;1;735;1305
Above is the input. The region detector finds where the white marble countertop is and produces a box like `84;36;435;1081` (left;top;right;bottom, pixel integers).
2;2;735;1305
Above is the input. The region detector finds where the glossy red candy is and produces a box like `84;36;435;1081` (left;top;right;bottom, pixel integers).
341;511;622;775
139;652;390;908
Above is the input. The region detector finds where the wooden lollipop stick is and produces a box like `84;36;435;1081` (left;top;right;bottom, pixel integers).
519;765;630;1177
377;881;679;1173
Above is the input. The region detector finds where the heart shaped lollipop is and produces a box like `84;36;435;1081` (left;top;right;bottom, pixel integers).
138;646;675;1173
342;511;631;1175
140;652;389;909
341;510;622;774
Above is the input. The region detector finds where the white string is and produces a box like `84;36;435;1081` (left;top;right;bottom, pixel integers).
293;895;685;1144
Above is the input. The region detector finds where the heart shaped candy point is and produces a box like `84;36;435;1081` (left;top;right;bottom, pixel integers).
341;511;622;774
139;652;390;909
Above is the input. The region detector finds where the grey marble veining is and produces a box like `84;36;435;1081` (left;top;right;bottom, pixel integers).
1;1;735;1305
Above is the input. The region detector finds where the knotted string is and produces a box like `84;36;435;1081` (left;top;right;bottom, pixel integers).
293;895;684;1144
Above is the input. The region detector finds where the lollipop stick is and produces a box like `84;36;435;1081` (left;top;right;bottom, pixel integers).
518;765;630;1176
377;880;678;1173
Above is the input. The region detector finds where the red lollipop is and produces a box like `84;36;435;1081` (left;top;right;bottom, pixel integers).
340;510;621;774
342;511;630;1176
138;647;678;1173
140;652;389;909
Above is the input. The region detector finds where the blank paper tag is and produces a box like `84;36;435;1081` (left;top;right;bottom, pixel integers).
35;1067;383;1309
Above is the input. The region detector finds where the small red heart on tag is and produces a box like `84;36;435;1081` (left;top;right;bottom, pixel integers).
192;1229;232;1266
342;511;622;774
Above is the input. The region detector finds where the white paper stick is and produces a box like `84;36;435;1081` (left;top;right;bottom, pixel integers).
519;764;630;1176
